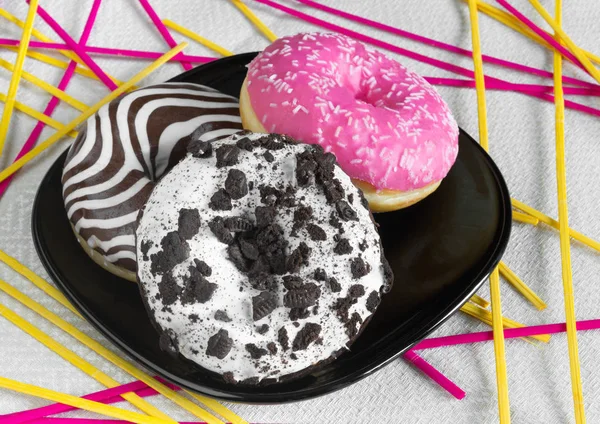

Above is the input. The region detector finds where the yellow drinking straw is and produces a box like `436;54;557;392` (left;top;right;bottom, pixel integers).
498;263;546;310
0;0;39;158
465;0;510;421
512;198;600;253
551;2;585;422
512;211;539;226
231;0;278;42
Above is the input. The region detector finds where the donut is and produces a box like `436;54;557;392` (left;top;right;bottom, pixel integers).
239;32;460;212
135;131;393;383
62;82;243;281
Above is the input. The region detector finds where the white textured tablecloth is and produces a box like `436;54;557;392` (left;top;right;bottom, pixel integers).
1;1;600;422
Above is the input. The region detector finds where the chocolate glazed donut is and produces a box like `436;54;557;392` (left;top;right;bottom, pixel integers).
62;83;243;281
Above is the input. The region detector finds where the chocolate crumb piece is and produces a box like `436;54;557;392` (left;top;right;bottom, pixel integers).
290;353;298;360
256;324;269;334
140;240;152;261
206;329;233;359
150;231;190;275
322;178;345;203
239;239;259;260
193;259;212;277
208;217;234;245
350;257;371;279
295;152;317;187
278;327;290;351
223;371;236;384
256;224;286;253
336;200;358;221
334;296;358;322
227;243;249;272
329;277;342;292
252;291;277;321
285;247;304;273
298;242;311;261
259;134;286;150
248;256;272;278
349;284;365;298
236;136;255;151
267;342;277;355
293;322;300;327
187;139;212;158
284;283;320;308
292;323;322;351
312;306;319;315
251;274;278;291
358;239;368;252
245;343;268;359
306;223;327;241
263;151;275;162
345;312;363;338
181;268;217;304
215;144;241;167
189;313;199;323
282;275;304;290
178;209;200;240
158;330;178;356
313;268;327;281
366;291;381;313
294;205;313;225
255;206;276;228
177;208;200;239
333;238;353;255
214;310;232;322
347;193;354;204
289;307;310;321
224;169;248;200
224;216;253;232
209;189;232;211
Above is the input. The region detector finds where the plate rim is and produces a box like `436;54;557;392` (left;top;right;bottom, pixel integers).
31;55;512;403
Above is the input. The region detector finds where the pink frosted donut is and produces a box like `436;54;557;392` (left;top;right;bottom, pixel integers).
239;32;459;211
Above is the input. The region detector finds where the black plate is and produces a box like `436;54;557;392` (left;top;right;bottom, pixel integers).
32;53;511;403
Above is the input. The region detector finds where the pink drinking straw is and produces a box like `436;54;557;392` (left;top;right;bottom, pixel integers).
413;318;600;350
403;350;466;400
0;378;180;424
26;1;117;90
295;0;597;89
138;0;192;71
0;39;214;64
0;0;102;201
426;77;600;96
253;0;600;118
496;0;585;72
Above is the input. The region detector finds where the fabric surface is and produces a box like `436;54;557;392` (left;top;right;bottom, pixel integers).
1;1;600;423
